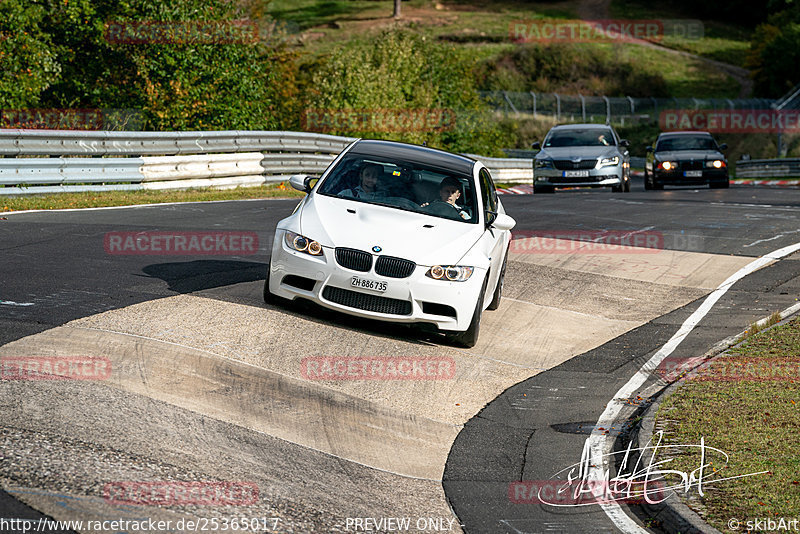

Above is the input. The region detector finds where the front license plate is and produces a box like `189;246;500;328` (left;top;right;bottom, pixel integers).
351;276;387;293
684;170;703;177
563;170;590;178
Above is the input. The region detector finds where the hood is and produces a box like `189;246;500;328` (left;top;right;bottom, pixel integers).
296;194;484;266
536;146;621;160
655;150;724;161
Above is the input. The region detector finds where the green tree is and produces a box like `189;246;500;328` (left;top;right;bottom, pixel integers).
0;1;60;108
748;4;800;97
5;0;297;130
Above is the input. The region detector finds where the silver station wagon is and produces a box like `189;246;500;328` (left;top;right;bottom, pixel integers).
532;123;631;194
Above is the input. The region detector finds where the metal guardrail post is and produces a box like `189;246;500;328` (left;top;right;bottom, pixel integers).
555;93;561;122
626;96;634;114
579;94;586;122
503;91;518;115
602;96;610;124
530;91;537;118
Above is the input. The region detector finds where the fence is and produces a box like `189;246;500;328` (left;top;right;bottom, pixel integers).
482;91;778;124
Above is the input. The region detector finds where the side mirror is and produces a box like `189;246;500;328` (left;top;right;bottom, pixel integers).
531;141;541;150
619;139;630;148
490;213;516;231
719;143;728;151
645;146;654;153
289;174;314;193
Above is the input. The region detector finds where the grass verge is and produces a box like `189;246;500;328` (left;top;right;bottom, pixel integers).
652;315;800;530
0;184;304;212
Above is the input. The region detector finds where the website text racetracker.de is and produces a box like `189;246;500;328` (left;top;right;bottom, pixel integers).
0;517;281;533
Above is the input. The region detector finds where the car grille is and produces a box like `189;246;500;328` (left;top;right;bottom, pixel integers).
552;175;604;184
335;248;372;272
322;286;412;315
375;256;416;278
680;160;703;171
553;159;597;171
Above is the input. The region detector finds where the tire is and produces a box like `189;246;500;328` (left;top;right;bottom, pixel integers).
487;248;508;311
263;257;279;304
534;185;555;194
653;181;664;190
644;171;652;190
612;184;622;192
447;277;487;348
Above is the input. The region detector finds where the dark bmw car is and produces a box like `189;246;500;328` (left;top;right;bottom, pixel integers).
645;131;729;190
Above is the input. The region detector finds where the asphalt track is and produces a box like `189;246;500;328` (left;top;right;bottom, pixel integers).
1;179;799;533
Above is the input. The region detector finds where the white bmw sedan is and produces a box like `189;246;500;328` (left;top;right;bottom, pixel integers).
264;139;515;347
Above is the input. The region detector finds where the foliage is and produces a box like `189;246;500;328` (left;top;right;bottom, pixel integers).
475;43;670;98
747;3;800;97
0;2;60;108
1;0;298;130
306;31;513;155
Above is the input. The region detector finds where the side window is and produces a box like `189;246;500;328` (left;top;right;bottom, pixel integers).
479;168;498;218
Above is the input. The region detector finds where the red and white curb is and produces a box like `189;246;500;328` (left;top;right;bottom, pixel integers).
733;179;800;186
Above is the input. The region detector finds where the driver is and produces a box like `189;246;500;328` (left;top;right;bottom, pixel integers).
422;176;470;220
339;163;384;199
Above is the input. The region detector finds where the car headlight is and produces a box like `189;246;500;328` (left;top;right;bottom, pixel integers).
598;156;620;167
706;160;726;169
426;265;474;282
658;161;677;171
535;159;554;169
284;231;323;256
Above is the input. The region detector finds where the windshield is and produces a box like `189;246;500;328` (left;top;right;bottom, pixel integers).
316;154;478;223
544;128;615;148
656;136;717;151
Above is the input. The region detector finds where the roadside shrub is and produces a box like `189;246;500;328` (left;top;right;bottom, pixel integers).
476;43;669;97
307;31;512;155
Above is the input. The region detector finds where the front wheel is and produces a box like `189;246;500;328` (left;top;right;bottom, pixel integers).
487;249;508;311
446;277;487;348
263;257;280;304
534;185;555;194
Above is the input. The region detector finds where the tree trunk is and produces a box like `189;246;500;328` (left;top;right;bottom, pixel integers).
393;0;401;18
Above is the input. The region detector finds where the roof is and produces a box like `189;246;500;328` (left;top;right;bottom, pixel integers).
657;131;714;137
348;139;475;175
551;123;614;130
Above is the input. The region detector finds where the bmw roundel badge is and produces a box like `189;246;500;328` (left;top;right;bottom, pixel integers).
372;245;382;253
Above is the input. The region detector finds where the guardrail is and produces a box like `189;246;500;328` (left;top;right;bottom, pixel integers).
735;158;800;178
0;130;535;195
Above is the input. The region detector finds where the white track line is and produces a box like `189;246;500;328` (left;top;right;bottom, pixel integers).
585;241;800;533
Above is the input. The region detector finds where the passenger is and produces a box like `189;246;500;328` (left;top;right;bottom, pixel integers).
339;163;383;199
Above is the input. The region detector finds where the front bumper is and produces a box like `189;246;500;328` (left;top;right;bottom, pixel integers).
534;167;622;188
268;230;485;332
653;169;728;185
